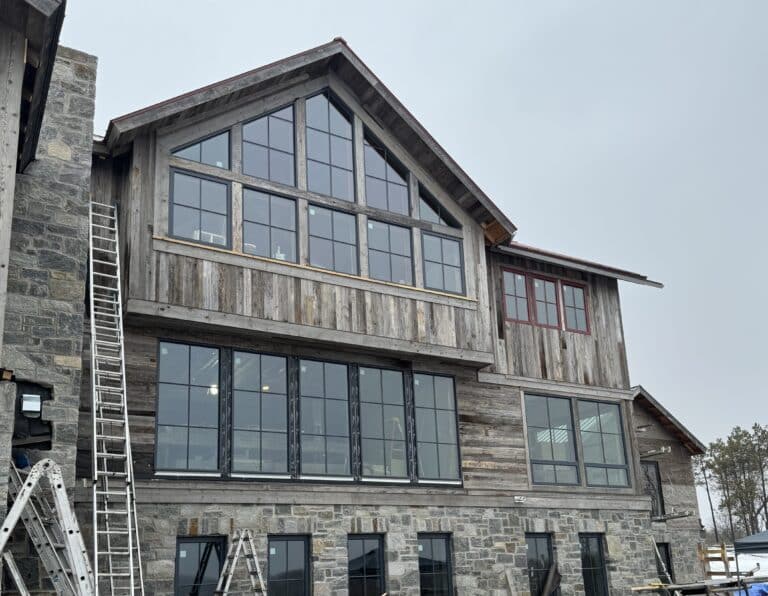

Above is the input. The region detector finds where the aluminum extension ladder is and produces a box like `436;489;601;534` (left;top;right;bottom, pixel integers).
215;529;267;594
0;459;94;595
88;201;143;595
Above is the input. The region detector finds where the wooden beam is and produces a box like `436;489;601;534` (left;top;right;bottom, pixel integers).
0;22;25;366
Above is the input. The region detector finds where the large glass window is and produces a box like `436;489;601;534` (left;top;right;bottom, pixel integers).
532;277;559;327
175;536;225;596
243;106;295;186
363;137;409;215
418;534;453;595
156;342;219;472
578;400;629;487
524;395;578;485
503;270;530;322
418;186;457;228
170;171;229;247
656;542;674;584
422;233;463;294
367;220;413;285
242;189;296;262
359;367;407;478
268;536;310;596
232;352;288;474
526;533;560;596
308;205;357;274
348;535;385;596
306;92;354;201
414;374;459;481
173;131;230;170
299;360;350;476
563;283;588;332
579;534;609;596
642;460;665;517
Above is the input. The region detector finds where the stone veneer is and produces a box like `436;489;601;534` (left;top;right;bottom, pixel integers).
1;45;96;590
111;502;663;595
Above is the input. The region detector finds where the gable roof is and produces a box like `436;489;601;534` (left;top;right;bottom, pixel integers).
632;385;705;455
103;38;516;245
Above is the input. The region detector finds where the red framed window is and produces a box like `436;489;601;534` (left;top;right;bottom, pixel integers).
532;277;559;327
502;270;530;322
563;283;589;333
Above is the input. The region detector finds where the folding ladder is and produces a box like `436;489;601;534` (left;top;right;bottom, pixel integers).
88;201;143;595
215;529;267;595
0;459;94;595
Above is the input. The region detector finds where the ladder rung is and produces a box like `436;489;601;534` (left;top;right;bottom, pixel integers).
97;509;128;515
92;223;116;230
96;471;127;477
95;418;125;425
92;235;117;243
96;435;126;442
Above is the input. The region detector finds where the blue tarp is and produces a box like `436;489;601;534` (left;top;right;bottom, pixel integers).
734;583;768;595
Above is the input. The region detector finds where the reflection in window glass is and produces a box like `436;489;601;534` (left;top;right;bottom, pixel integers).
348;535;385;596
503;270;530;322
422;233;463;294
268;536;310;596
578;401;628;487
173;131;230;169
367;220;413;285
306;93;354;201
642;461;665;518
563;283;588;332
157;342;219;471
171;171;229;247
175;537;226;596
299;360;350;476
363;137;409;215
242;189;296;262
533;278;559;327
580;534;609;596
359;368;407;478
414;374;460;480
243;106;295;186
524;394;578;485
308;205;358;274
418;534;453;595
232;352;288;474
526;534;560;596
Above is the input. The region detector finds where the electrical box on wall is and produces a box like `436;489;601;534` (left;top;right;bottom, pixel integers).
13;381;52;450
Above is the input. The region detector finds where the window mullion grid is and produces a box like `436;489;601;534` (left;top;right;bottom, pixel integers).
403;371;418;484
349;365;362;480
288;356;300;479
221;348;232;476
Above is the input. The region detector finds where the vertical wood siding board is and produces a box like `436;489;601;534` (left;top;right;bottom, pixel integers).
354;288;366;334
295;97;308;190
364;292;375;336
353;113;366;205
297;198;309;265
320;282;336;329
242;268;252;317
231;121;243;175
415;300;427;343
357;214;369;277
411;227;424;289
157;252;169;303
231;182;244;253
251;269;264;319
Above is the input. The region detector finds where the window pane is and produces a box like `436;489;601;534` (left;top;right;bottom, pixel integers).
384;406;406;440
172;172;201;209
243;189;270;224
367;221;389;251
578;401;600;431
416;409;436;443
390;256;412;285
359;367;382;402
586;466;608;486
581;431;603;463
243;142;269;179
243;222;269;257
262;355;287;394
307;159;331;196
528;428;554;460
525;395;549;427
548;398;573;429
418;443;439;478
434;377;454;410
388;182;409;215
157;384;188;426
363;143;386;178
262;394;287;432
443;266;462;293
233;352;260;389
269;116;294;153
200;212;227;246
330;135;353;169
307;128;329;162
269;149;295;186
332;211;356;244
308;206;332;238
555;464;579;484
269;196;295;230
262;432;288;473
188;428;217;470
200;180;227;215
243;117;268;144
382;371;403;404
306;94;328;131
365;176;387;210
233;430;260;472
271;228;296;262
233;391;260;430
325;399;349;437
598;403;621;434
438;444;459;479
333;242;357;275
309;237;333;270
190;347;218;386
413;374;434;408
300;361;324;396
424;261;443;289
159;342;189;383
368;250;390;281
361;403;383;439
300;397;324;435
324;363;348;399
607;467;628;487
329;102;351;138
532;463;556;484
326;436;350;474
422;234;442;261
189;386;218;428
157;425;187;469
300;435;325;475
200;132;229;169
441;239;461;266
172;205;200;241
362;438;385;476
602;434;625;465
331;167;354;201
175;143;200;163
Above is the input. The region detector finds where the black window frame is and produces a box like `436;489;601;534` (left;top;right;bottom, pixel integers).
525;533;560;596
348;534;386;596
155;340;222;474
418;184;459;228
152;342;461;487
242;104;297;187
642;460;666;518
363;133;410;215
524;394;579;486
417;533;454;596
169;168;232;249
174;535;227;596
305;90;356;202
579;533;609;596
267;534;311;596
366;219;414;285
655;542;674;584
242;187;298;263
421;232;465;295
307;203;359;275
172;129;231;170
577;399;630;488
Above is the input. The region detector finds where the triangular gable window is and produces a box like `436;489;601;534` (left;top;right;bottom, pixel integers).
306;92;354;201
418;185;459;228
173;131;230;170
363;134;409;215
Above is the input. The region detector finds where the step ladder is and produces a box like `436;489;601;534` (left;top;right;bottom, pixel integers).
215;529;267;595
88;201;143;595
0;459;94;595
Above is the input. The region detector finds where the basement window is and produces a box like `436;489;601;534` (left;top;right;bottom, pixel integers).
242;105;296;187
418;534;454;595
172;130;230;169
175;536;226;596
306;92;355;201
348;535;386;596
170;171;230;248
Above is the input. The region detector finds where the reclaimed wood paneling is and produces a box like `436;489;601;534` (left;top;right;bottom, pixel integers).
489;253;631;389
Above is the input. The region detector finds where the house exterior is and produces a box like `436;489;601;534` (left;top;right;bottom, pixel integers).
0;19;707;596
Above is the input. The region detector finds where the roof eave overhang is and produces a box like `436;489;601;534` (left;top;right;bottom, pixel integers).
633;386;706;456
102;39;516;244
494;244;664;288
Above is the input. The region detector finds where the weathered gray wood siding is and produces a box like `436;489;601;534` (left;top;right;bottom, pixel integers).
488;251;631;389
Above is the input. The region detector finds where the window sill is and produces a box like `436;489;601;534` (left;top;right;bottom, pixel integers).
417;479;462;486
298;475;355;482
154;471;222;478
153;235;477;309
361;477;411;484
230;473;291;480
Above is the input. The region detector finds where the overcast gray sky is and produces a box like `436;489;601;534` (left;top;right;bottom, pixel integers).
61;1;767;522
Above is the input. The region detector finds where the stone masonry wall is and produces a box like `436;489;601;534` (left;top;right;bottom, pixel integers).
1;45;96;591
97;502;661;595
